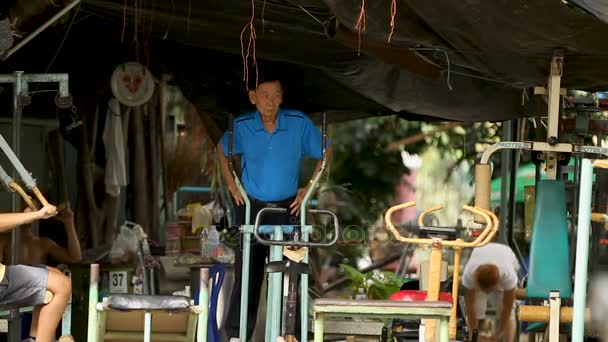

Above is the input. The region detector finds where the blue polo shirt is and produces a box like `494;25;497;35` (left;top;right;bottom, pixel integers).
220;109;326;202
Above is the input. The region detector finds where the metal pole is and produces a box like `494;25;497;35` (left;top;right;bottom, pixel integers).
508;119;527;274
498;120;512;244
572;159;593;342
8;71;22;342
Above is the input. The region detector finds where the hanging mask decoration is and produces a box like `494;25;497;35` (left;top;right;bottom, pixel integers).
110;62;155;107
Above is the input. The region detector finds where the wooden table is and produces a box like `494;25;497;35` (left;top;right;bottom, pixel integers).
313;298;453;342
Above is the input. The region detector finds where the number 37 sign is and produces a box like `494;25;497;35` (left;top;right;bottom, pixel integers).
109;271;129;293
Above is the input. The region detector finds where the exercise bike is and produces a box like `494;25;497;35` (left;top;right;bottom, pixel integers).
384;202;499;341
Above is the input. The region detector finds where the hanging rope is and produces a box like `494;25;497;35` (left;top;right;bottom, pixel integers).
241;0;258;90
388;0;397;43
354;0;366;56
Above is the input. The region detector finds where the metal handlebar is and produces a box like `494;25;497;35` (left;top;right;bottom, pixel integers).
253;207;340;247
384;202;498;248
9;182;37;210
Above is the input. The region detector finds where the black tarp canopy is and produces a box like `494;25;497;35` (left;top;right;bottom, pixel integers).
3;0;608;124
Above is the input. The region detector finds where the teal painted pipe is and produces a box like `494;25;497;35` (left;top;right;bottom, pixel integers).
197;268;209;342
573;158;593;341
301;225;311;342
267;226;284;341
178;186;212;192
87;264;99;342
238;177;252;342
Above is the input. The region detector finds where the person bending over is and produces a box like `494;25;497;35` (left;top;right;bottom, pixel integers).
462;242;520;342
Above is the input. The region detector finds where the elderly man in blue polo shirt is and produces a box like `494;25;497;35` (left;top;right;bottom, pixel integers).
218;70;331;341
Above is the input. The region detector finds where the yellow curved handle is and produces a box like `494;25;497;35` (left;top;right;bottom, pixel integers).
384;201;434;245
417;204;443;227
591;213;608;223
442;206;498;247
9;182;37;210
32;187;49;207
385;202;498;248
593;159;608;169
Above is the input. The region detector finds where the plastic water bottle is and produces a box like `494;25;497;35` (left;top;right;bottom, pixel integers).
201;226;220;260
200;228;210;259
208;225;220;258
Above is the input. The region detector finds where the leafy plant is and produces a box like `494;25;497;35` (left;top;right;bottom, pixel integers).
339;264;405;300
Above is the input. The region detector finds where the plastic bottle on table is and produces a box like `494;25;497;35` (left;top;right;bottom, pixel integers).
200;228;210;259
208;225;220;255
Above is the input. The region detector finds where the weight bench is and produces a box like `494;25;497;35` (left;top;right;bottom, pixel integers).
87;264;205;342
313;298;452;342
518;180;573;340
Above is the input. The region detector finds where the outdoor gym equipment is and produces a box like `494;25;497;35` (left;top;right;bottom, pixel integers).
0;131;74;341
572;159;608;341
253;206;339;342
384;202;498;342
229;113;332;342
87;263;205;342
474;51;608;341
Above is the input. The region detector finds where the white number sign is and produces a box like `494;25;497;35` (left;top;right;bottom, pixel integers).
109;271;128;293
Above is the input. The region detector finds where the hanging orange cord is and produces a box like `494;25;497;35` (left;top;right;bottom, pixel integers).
241;0;258;90
388;0;397;43
354;0;366;55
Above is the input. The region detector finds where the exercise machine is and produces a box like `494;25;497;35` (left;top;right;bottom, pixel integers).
474;51;608;341
87;263;205;342
230;113;335;342
253;203;339;342
384;203;498;341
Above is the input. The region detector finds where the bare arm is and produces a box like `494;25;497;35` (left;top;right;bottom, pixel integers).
217;143;244;206
0;205;57;233
464;288;478;337
46;206;81;264
289;145;333;215
492;288;516;339
44;238;79;265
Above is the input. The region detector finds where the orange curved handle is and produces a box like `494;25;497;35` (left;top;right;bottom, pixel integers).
384;201;435;245
593;160;608;169
9;182;37;210
591;213;608;223
418;205;443;227
32;187;49;207
442;206;498;248
385;202;498;248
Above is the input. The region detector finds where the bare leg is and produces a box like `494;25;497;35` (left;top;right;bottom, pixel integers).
30;305;41;337
30;267;71;342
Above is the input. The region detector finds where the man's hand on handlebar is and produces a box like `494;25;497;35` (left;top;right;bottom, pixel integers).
289;187;308;216
229;186;245;206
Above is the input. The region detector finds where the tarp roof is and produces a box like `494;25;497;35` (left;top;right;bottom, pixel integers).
4;0;608;124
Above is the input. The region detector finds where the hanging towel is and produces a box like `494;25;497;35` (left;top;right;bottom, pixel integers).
103;98;127;197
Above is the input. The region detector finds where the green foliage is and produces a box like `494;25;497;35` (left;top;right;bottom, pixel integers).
323;116;502;267
339;264;405;300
